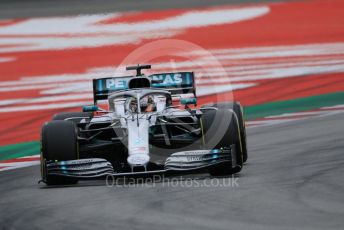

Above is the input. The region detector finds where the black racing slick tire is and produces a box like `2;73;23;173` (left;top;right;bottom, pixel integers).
201;109;243;176
202;102;248;163
53;112;93;123
41;120;79;185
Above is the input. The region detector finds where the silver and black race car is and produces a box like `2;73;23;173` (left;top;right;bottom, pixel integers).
40;65;248;185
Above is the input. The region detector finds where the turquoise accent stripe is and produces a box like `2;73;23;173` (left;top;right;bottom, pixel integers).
98;79;103;92
186;73;191;86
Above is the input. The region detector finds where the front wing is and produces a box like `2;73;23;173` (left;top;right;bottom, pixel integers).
44;145;238;179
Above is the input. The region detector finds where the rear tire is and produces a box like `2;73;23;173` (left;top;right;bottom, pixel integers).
41;120;79;185
201;109;243;176
202;102;248;163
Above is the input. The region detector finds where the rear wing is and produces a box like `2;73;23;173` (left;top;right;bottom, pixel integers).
92;72;196;104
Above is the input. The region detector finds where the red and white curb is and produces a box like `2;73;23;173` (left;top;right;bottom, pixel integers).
0;42;343;113
246;104;344;128
0;155;40;172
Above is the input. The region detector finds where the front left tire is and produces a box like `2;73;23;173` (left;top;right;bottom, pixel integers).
201;109;244;176
202;102;248;163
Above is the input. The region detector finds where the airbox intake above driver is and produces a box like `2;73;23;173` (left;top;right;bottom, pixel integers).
128;77;151;89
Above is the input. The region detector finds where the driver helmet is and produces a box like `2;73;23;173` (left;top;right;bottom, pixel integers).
129;96;155;112
140;96;155;112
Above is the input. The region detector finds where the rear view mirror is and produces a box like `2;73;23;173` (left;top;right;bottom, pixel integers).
180;98;197;105
83;105;99;112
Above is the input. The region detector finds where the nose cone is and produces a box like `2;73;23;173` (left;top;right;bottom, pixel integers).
127;154;150;167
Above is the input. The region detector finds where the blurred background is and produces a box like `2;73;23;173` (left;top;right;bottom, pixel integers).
1;0;343;153
0;1;343;229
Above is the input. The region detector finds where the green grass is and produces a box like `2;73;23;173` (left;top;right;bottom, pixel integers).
0;141;40;161
244;91;344;120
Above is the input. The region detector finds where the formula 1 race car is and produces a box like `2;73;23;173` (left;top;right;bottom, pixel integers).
40;65;248;185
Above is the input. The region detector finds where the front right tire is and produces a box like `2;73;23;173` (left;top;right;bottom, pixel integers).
41;120;79;185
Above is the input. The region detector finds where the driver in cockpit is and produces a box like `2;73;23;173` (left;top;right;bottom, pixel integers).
129;96;155;113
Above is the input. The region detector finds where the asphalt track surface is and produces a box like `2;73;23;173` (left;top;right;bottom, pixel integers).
1;0;344;229
0;113;344;230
